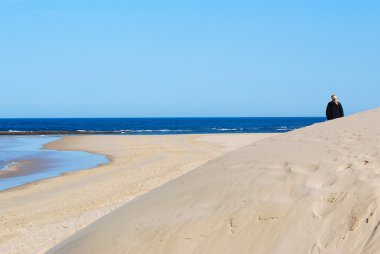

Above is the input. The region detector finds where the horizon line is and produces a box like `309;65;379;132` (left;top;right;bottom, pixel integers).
0;116;326;119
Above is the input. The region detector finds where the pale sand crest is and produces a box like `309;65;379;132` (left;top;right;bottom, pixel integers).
48;108;380;254
0;133;273;254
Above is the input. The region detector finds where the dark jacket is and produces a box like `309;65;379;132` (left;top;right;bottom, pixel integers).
326;101;344;120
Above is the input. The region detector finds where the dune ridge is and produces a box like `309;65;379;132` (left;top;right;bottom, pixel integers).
48;108;380;254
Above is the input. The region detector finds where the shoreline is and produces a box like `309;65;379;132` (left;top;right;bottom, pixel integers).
0;136;108;191
0;133;275;254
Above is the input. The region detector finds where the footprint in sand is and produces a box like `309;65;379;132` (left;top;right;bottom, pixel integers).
290;164;320;174
259;164;289;176
305;172;337;189
312;192;348;218
358;170;380;183
257;170;286;184
336;163;353;172
336;157;372;173
362;160;370;165
311;241;327;254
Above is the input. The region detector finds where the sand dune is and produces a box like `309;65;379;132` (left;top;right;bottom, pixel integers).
48;108;380;254
0;134;272;254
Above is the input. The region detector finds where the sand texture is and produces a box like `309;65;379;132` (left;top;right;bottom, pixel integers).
0;134;272;254
47;108;380;254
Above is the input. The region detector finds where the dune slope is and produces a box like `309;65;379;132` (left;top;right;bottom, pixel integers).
48;108;380;254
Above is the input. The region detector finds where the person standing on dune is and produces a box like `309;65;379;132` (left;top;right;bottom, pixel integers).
326;94;344;120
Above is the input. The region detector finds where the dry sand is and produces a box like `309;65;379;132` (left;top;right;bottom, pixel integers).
0;133;273;254
47;108;380;254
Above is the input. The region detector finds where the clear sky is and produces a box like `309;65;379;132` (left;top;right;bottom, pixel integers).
0;0;379;117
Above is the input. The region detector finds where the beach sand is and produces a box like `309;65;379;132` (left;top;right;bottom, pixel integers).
0;133;273;254
46;108;380;254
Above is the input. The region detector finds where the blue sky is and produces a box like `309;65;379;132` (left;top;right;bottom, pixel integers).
0;0;379;117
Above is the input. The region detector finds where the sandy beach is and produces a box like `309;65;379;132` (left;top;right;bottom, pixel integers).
0;133;273;254
45;108;380;254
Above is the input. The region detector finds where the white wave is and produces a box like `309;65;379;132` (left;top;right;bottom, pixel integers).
276;127;290;131
1;161;17;171
8;130;27;133
120;129;191;133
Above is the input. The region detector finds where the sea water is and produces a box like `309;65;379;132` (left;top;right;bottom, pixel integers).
0;117;325;135
0;136;108;191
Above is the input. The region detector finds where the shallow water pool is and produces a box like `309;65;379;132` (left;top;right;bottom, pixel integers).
0;136;108;191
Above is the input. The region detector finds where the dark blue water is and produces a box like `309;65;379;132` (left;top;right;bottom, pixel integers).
0;117;325;135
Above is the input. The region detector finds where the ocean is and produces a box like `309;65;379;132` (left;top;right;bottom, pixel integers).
0;117;325;135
